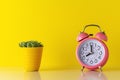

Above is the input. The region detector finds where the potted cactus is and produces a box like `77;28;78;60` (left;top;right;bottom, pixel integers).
19;40;43;72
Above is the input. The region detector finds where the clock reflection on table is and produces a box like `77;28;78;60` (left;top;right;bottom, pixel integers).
80;71;107;80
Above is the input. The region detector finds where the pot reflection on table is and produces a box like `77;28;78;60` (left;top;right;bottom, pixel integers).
80;71;107;80
24;72;41;80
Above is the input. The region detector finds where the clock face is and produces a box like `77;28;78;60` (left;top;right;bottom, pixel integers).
77;39;106;66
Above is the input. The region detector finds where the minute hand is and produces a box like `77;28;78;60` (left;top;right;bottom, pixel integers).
90;45;93;53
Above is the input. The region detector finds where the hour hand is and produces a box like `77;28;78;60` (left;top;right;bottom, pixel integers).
86;52;92;57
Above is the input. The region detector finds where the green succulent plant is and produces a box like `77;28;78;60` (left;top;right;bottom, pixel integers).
19;40;43;47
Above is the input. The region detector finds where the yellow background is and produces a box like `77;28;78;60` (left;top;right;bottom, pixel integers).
0;0;119;70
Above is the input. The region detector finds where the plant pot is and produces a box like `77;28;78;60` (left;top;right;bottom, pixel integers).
22;47;43;72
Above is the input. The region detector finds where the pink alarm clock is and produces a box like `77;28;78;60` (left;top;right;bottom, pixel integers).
76;24;109;71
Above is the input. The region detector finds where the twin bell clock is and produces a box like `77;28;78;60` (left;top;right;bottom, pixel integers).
76;24;109;71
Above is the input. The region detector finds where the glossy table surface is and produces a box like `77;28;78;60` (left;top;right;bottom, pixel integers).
0;68;119;80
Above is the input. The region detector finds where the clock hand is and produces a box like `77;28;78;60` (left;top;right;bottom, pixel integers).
90;45;92;53
86;52;92;57
90;45;94;54
86;53;90;57
86;45;94;57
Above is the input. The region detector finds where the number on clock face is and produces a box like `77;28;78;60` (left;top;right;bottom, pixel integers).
78;39;105;66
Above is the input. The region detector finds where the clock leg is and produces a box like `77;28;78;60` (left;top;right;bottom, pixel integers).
98;66;102;72
81;66;85;72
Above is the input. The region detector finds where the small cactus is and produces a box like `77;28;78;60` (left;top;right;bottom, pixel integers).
19;40;43;47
